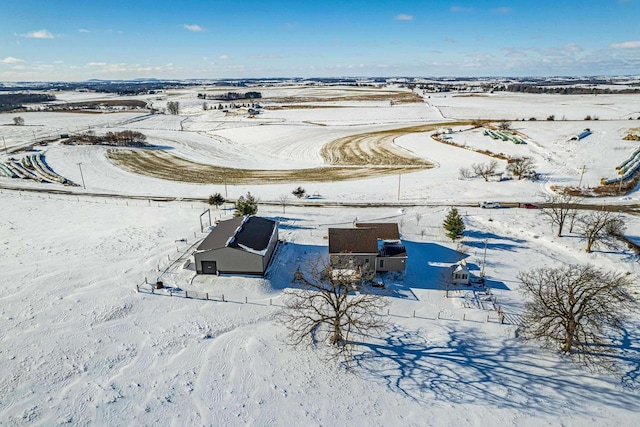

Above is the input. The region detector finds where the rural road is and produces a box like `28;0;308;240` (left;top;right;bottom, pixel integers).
3;181;640;214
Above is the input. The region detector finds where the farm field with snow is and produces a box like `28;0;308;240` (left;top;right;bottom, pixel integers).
1;85;640;426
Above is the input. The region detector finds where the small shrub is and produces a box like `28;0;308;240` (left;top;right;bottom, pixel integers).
292;186;306;198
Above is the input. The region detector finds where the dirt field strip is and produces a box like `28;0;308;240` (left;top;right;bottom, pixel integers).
106;149;426;184
106;121;473;184
320;121;471;165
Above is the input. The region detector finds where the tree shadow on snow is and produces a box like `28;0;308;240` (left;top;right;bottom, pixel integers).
352;325;640;416
400;241;509;292
464;230;528;252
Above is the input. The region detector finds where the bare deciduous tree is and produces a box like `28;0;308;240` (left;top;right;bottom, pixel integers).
458;166;474;180
506;156;535;179
498;120;512;131
12;116;24;126
579;211;625;253
166;101;180;115
471;160;499;182
280;256;388;361
518;264;637;370
278;194;289;214
541;193;579;237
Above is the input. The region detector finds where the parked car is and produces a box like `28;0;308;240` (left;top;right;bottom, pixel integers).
522;203;538;209
480;201;501;209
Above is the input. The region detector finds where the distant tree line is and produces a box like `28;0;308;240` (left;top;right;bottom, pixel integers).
64;130;147;146
197;91;262;101
495;84;640;95
0;93;56;112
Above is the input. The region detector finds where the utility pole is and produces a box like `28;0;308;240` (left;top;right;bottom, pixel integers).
77;162;86;189
618;178;624;195
481;239;488;277
397;173;401;200
578;165;586;188
2;136;7;154
223;169;228;198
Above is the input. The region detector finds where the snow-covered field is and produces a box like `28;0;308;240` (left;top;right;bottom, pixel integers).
1;86;640;425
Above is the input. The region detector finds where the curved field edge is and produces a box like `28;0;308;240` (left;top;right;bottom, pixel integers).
104;122;476;184
320;121;472;165
106;149;429;184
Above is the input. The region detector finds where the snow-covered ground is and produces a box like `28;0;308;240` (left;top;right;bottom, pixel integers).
1;86;640;425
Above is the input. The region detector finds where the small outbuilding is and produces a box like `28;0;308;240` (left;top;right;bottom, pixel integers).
194;215;279;276
451;260;470;285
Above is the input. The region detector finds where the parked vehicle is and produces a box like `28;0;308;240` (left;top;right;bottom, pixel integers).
480;201;501;209
522;203;538;209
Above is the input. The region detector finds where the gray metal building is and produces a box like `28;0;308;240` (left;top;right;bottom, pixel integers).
194;216;279;276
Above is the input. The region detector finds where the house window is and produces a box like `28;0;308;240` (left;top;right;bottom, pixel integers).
364;258;370;264
379;259;384;269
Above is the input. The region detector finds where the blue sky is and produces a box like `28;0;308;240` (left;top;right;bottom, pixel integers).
1;0;639;81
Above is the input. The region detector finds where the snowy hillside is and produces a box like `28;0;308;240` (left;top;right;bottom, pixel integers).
1;86;640;426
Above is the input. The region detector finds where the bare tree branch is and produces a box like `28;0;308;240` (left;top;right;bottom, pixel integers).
279;256;388;362
518;264;637;371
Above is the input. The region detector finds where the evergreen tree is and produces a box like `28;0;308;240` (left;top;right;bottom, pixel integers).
443;207;465;241
208;192;225;209
234;192;258;217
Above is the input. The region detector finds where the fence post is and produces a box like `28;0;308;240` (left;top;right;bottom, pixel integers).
206;293;209;300
145;276;148;284
222;294;225;302
462;313;465;321
167;254;170;261
170;289;173;297
245;296;247;304
412;310;415;318
136;284;139;292
437;311;440;319
270;298;272;306
486;315;489;323
387;308;390;316
185;291;188;298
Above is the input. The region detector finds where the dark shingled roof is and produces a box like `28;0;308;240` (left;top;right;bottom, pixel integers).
197;216;277;253
379;243;407;258
354;222;400;240
328;228;378;254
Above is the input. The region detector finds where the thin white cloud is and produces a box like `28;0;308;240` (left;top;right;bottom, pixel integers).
444;37;457;44
1;56;25;64
183;24;204;32
78;29;91;33
219;55;229;60
492;7;511;14
610;40;640;49
564;43;583;52
450;6;474;13
22;29;54;39
394;14;413;21
86;62;107;67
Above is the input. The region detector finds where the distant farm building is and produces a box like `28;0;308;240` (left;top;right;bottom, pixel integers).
193;216;279;276
328;222;407;280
